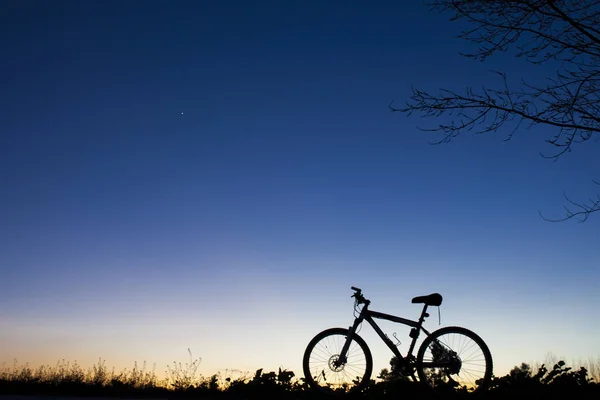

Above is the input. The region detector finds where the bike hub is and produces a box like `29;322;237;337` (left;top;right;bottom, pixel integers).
328;355;345;372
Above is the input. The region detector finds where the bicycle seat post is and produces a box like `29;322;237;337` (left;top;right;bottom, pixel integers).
417;304;430;326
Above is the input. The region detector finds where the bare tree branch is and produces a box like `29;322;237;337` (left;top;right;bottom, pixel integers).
539;181;600;222
396;0;600;222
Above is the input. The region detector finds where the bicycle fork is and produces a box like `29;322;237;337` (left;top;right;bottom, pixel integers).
334;317;364;367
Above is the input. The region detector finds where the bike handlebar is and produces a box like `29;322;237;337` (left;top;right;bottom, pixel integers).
351;286;370;305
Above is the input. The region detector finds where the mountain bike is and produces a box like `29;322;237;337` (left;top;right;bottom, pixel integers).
303;287;493;395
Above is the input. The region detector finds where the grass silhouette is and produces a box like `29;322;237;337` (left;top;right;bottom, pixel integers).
1;355;599;399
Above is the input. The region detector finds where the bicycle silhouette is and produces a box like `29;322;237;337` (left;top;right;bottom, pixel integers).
303;287;493;395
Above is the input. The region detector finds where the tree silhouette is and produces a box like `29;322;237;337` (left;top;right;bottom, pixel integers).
391;0;600;222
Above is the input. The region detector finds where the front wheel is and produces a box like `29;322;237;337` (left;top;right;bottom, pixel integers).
416;326;493;395
303;327;373;394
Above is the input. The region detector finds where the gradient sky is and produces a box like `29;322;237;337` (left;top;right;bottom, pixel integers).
1;0;599;381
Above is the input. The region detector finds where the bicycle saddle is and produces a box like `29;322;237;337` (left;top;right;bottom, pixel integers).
411;293;443;306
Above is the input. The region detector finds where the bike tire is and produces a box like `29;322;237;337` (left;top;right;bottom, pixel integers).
303;327;373;394
416;326;493;395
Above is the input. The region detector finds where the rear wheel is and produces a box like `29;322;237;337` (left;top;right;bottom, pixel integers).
416;326;493;395
303;328;373;394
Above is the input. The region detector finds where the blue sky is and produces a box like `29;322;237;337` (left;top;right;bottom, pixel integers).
1;0;599;380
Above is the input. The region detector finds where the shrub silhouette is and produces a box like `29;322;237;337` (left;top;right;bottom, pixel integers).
166;348;202;390
1;357;599;399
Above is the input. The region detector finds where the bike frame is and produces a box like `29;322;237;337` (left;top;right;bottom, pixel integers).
338;300;433;366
